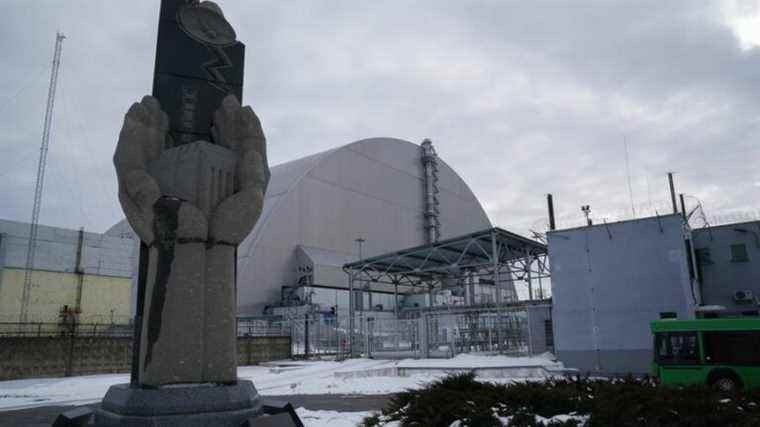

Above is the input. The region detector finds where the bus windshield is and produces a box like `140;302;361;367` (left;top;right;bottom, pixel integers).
655;332;699;365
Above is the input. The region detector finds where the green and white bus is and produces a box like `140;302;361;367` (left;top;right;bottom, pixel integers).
651;317;760;391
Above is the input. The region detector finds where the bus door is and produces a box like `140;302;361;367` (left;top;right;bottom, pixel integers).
654;331;706;385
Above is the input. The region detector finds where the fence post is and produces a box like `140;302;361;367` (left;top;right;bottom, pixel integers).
365;317;372;358
64;322;77;377
304;313;309;358
418;315;429;359
315;319;320;356
525;308;534;356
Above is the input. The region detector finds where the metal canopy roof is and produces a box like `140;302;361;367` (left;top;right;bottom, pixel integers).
343;227;548;288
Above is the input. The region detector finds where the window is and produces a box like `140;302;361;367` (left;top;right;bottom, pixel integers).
695;248;713;265
703;331;760;365
655;332;699;365
731;243;750;263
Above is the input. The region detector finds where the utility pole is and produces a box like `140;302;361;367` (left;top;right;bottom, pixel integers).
20;32;65;322
348;237;365;357
74;227;85;317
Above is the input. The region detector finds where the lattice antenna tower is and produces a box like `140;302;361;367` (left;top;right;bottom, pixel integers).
20;32;66;322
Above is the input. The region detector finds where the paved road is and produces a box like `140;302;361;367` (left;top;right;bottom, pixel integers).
0;394;392;426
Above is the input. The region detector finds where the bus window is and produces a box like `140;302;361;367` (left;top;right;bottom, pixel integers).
704;331;760;365
655;332;699;365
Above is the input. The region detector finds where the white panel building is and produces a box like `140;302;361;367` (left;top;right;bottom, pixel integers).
548;214;698;374
236;137;491;316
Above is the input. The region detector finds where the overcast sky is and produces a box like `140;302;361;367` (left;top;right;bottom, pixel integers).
1;0;758;236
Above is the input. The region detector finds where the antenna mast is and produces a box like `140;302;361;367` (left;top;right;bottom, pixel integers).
623;137;636;219
20;32;65;322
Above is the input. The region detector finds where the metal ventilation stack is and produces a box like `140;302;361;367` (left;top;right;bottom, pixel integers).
421;139;441;244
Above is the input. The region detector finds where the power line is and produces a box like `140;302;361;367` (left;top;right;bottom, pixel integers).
0;65;49;117
0;151;38;179
59;74;104;228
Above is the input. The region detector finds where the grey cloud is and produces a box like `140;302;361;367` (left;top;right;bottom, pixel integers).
0;0;757;237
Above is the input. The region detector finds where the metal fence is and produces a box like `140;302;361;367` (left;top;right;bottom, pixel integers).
267;307;533;359
2;320;289;339
2;307;534;361
0;322;133;337
236;319;292;337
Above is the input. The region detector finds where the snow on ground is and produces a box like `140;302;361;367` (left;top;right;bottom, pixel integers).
0;354;560;411
240;358;442;395
396;352;561;369
295;408;381;427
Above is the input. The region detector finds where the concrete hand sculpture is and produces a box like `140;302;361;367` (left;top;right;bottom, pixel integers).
114;94;268;386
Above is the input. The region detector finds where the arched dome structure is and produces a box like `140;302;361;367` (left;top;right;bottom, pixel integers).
237;137;491;315
108;137;492;316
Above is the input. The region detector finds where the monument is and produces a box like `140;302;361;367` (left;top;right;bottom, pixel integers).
88;1;300;425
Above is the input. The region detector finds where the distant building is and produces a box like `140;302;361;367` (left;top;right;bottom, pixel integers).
0;219;135;323
548;214;760;374
108;137;493;318
236;137;492;316
693;220;760;314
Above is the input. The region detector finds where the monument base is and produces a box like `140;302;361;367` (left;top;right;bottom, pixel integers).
93;380;301;426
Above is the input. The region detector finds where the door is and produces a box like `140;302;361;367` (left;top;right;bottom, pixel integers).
655;332;707;385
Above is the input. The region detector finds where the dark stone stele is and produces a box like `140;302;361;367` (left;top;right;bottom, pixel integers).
60;1;303;426
153;0;245;147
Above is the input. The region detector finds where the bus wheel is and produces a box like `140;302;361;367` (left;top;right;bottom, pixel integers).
709;370;742;393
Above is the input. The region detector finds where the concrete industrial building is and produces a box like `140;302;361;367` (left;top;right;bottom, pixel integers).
109;137;495;317
236;137;493;316
548;214;760;374
107;137;551;358
0;219;134;324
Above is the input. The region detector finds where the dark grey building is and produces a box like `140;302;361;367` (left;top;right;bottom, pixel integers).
548;214;760;375
548;214;697;374
693;220;760;314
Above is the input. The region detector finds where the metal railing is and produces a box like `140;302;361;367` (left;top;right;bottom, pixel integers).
2;308;535;360
0;322;133;337
236;318;292;337
1;320;291;339
270;308;532;359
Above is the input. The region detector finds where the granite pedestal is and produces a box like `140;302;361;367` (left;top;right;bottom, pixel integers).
95;381;263;426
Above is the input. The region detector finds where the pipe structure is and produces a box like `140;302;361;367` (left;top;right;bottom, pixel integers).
421;139;441;243
547;194;556;231
668;173;677;214
679;193;687;223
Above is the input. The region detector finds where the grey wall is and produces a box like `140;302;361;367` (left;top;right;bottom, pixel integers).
0;219;133;278
693;220;760;313
0;335;291;381
548;214;696;374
